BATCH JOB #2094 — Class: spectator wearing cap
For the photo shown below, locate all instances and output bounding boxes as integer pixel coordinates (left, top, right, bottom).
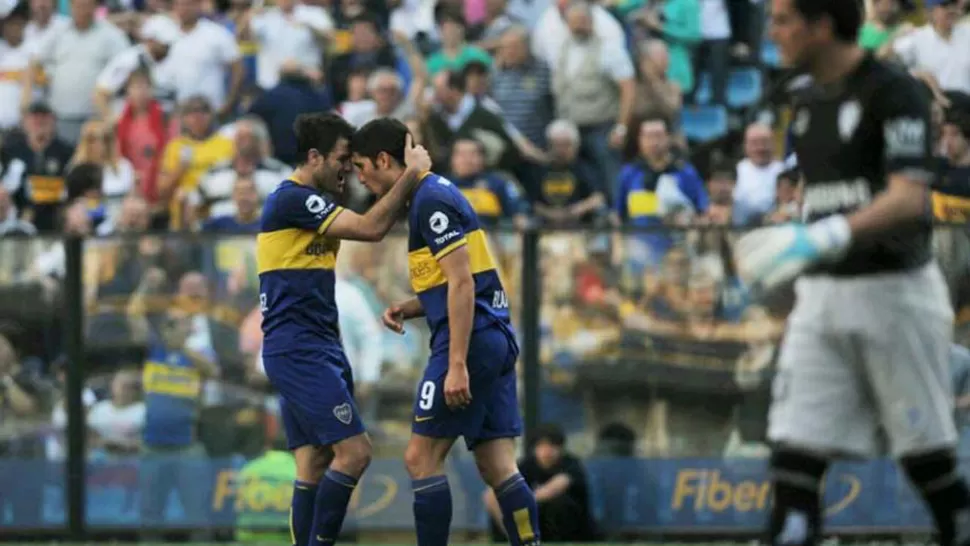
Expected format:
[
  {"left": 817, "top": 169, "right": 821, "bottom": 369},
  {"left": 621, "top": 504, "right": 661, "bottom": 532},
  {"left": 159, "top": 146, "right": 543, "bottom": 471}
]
[
  {"left": 0, "top": 101, "right": 74, "bottom": 231},
  {"left": 426, "top": 6, "right": 492, "bottom": 76},
  {"left": 25, "top": 0, "right": 130, "bottom": 144},
  {"left": 247, "top": 61, "right": 332, "bottom": 166},
  {"left": 858, "top": 0, "right": 913, "bottom": 54},
  {"left": 552, "top": 1, "right": 635, "bottom": 200},
  {"left": 492, "top": 26, "right": 554, "bottom": 152},
  {"left": 0, "top": 2, "right": 38, "bottom": 132},
  {"left": 329, "top": 14, "right": 401, "bottom": 104},
  {"left": 93, "top": 14, "right": 180, "bottom": 121},
  {"left": 532, "top": 0, "right": 624, "bottom": 68},
  {"left": 531, "top": 119, "right": 606, "bottom": 226},
  {"left": 893, "top": 0, "right": 970, "bottom": 94},
  {"left": 157, "top": 96, "right": 234, "bottom": 229},
  {"left": 22, "top": 0, "right": 69, "bottom": 53},
  {"left": 237, "top": 0, "right": 333, "bottom": 91},
  {"left": 484, "top": 424, "right": 597, "bottom": 542},
  {"left": 166, "top": 0, "right": 243, "bottom": 118}
]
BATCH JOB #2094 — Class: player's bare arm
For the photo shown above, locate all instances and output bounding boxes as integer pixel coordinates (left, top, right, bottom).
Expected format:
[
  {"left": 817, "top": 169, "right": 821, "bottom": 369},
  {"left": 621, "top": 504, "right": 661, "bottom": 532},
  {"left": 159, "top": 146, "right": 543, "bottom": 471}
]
[
  {"left": 437, "top": 245, "right": 475, "bottom": 409},
  {"left": 325, "top": 136, "right": 431, "bottom": 241},
  {"left": 844, "top": 174, "right": 928, "bottom": 238},
  {"left": 381, "top": 298, "right": 425, "bottom": 334}
]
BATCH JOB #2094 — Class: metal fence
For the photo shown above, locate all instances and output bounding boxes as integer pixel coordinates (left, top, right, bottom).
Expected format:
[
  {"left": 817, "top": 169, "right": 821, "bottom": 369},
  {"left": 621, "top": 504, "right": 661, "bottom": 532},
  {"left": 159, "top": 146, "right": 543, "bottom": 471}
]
[{"left": 0, "top": 225, "right": 968, "bottom": 538}]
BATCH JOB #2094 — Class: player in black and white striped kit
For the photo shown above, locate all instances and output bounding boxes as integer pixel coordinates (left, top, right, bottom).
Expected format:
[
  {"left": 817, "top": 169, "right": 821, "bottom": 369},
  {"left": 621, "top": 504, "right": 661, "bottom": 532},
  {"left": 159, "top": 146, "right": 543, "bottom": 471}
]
[{"left": 735, "top": 1, "right": 970, "bottom": 545}]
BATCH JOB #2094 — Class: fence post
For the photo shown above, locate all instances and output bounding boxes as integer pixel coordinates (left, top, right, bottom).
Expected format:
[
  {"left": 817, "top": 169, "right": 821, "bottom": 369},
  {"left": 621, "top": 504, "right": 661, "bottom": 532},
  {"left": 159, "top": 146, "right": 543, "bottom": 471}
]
[
  {"left": 64, "top": 236, "right": 86, "bottom": 540},
  {"left": 520, "top": 228, "right": 541, "bottom": 447}
]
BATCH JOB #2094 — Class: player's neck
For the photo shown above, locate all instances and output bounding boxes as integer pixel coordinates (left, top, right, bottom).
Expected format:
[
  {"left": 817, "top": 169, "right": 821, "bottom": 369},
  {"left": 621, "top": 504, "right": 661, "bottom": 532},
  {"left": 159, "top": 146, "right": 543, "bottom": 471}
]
[
  {"left": 291, "top": 168, "right": 312, "bottom": 186},
  {"left": 808, "top": 44, "right": 865, "bottom": 86}
]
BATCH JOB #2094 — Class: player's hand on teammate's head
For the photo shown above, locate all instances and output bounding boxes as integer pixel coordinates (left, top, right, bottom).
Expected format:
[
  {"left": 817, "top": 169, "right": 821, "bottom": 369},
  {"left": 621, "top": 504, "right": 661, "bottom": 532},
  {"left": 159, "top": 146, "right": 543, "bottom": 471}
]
[
  {"left": 381, "top": 305, "right": 406, "bottom": 335},
  {"left": 403, "top": 133, "right": 432, "bottom": 174},
  {"left": 444, "top": 364, "right": 471, "bottom": 409}
]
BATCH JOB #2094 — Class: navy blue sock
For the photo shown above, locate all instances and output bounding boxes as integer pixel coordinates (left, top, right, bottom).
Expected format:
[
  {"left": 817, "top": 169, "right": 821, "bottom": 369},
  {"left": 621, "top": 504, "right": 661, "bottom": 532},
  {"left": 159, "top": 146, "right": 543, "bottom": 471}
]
[
  {"left": 495, "top": 473, "right": 541, "bottom": 546},
  {"left": 309, "top": 469, "right": 357, "bottom": 545},
  {"left": 412, "top": 475, "right": 452, "bottom": 546},
  {"left": 291, "top": 480, "right": 317, "bottom": 546}
]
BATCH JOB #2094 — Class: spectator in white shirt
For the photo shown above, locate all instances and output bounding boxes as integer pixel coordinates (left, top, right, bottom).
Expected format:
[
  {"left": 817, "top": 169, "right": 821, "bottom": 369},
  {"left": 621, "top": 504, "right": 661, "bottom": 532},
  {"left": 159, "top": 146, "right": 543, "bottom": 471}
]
[
  {"left": 733, "top": 122, "right": 784, "bottom": 226},
  {"left": 23, "top": 0, "right": 69, "bottom": 53},
  {"left": 94, "top": 14, "right": 181, "bottom": 120},
  {"left": 238, "top": 0, "right": 333, "bottom": 90},
  {"left": 167, "top": 0, "right": 243, "bottom": 118},
  {"left": 0, "top": 4, "right": 38, "bottom": 132},
  {"left": 893, "top": 0, "right": 970, "bottom": 94},
  {"left": 532, "top": 0, "right": 625, "bottom": 68},
  {"left": 87, "top": 369, "right": 146, "bottom": 460},
  {"left": 27, "top": 0, "right": 130, "bottom": 144}
]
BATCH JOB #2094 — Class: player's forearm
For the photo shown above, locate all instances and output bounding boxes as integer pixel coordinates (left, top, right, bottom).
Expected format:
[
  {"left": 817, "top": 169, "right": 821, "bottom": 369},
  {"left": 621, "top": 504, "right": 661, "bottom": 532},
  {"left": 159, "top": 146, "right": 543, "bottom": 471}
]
[
  {"left": 362, "top": 167, "right": 423, "bottom": 238},
  {"left": 400, "top": 297, "right": 425, "bottom": 319},
  {"left": 845, "top": 177, "right": 928, "bottom": 241},
  {"left": 446, "top": 276, "right": 474, "bottom": 368}
]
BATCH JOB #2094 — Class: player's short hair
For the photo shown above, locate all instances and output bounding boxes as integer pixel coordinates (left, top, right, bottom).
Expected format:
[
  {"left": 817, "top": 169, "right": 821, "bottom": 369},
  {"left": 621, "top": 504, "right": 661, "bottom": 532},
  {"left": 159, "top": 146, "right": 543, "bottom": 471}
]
[
  {"left": 443, "top": 70, "right": 466, "bottom": 93},
  {"left": 293, "top": 112, "right": 354, "bottom": 165},
  {"left": 793, "top": 0, "right": 863, "bottom": 43},
  {"left": 351, "top": 117, "right": 409, "bottom": 166}
]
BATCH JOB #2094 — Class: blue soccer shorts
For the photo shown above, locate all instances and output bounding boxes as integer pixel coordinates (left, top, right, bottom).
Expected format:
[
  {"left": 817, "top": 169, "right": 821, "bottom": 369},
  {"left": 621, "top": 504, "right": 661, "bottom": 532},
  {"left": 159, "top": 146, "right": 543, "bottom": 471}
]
[
  {"left": 263, "top": 347, "right": 365, "bottom": 449},
  {"left": 412, "top": 323, "right": 523, "bottom": 449}
]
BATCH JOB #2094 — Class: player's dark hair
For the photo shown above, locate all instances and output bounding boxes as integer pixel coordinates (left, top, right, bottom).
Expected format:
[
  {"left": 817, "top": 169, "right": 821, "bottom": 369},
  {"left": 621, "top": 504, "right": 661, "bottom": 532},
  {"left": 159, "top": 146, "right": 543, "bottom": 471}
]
[
  {"left": 293, "top": 112, "right": 354, "bottom": 166},
  {"left": 793, "top": 0, "right": 863, "bottom": 43},
  {"left": 444, "top": 70, "right": 466, "bottom": 93},
  {"left": 351, "top": 117, "right": 409, "bottom": 166},
  {"left": 532, "top": 424, "right": 566, "bottom": 447}
]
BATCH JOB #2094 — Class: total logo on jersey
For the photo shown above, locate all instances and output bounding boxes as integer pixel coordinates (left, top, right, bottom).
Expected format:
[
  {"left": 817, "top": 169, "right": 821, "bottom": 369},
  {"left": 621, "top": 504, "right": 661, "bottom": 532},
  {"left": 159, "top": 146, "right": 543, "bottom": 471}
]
[
  {"left": 802, "top": 178, "right": 872, "bottom": 218},
  {"left": 305, "top": 194, "right": 336, "bottom": 220},
  {"left": 429, "top": 211, "right": 462, "bottom": 246}
]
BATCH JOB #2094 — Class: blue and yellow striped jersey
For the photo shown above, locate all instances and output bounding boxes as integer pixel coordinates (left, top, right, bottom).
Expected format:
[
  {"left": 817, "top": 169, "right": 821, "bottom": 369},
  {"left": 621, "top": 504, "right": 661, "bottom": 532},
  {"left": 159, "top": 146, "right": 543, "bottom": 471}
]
[
  {"left": 257, "top": 179, "right": 345, "bottom": 355},
  {"left": 143, "top": 344, "right": 200, "bottom": 447},
  {"left": 407, "top": 173, "right": 513, "bottom": 350}
]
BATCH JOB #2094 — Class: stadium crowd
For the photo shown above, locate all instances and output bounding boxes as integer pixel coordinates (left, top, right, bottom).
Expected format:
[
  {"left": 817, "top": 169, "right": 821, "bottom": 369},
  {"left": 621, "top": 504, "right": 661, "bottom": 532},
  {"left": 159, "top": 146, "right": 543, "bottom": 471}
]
[{"left": 1, "top": 0, "right": 970, "bottom": 537}]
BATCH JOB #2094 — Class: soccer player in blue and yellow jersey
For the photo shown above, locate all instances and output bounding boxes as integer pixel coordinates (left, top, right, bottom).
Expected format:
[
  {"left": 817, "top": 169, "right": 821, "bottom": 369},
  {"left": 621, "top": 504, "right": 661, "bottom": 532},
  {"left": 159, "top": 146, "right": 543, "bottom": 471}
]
[
  {"left": 349, "top": 118, "right": 541, "bottom": 546},
  {"left": 257, "top": 112, "right": 431, "bottom": 546}
]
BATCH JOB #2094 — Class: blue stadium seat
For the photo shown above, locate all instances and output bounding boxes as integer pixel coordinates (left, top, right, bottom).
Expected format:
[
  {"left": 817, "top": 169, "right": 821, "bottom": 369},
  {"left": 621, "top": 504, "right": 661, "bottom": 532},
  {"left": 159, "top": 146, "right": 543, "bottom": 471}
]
[
  {"left": 692, "top": 68, "right": 763, "bottom": 108},
  {"left": 680, "top": 105, "right": 728, "bottom": 143},
  {"left": 762, "top": 40, "right": 780, "bottom": 67},
  {"left": 726, "top": 68, "right": 762, "bottom": 109}
]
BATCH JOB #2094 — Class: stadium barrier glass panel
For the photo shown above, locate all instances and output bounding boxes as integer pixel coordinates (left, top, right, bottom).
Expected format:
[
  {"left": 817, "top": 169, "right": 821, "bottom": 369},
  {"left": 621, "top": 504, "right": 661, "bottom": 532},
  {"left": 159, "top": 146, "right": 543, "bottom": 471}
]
[
  {"left": 0, "top": 236, "right": 68, "bottom": 532},
  {"left": 73, "top": 231, "right": 523, "bottom": 535}
]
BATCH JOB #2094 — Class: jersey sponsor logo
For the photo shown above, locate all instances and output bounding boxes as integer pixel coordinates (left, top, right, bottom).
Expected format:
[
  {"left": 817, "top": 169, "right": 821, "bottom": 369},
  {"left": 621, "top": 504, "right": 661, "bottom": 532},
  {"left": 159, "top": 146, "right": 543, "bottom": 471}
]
[
  {"left": 884, "top": 118, "right": 926, "bottom": 159},
  {"left": 433, "top": 230, "right": 461, "bottom": 246},
  {"left": 838, "top": 100, "right": 861, "bottom": 141},
  {"left": 428, "top": 211, "right": 449, "bottom": 234},
  {"left": 333, "top": 402, "right": 353, "bottom": 425},
  {"left": 801, "top": 178, "right": 872, "bottom": 218},
  {"left": 305, "top": 194, "right": 333, "bottom": 219}
]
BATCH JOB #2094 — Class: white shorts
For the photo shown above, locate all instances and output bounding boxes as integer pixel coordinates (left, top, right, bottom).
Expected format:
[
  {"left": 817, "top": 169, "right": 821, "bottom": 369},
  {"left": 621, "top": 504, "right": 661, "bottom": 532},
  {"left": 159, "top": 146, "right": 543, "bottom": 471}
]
[{"left": 767, "top": 263, "right": 957, "bottom": 458}]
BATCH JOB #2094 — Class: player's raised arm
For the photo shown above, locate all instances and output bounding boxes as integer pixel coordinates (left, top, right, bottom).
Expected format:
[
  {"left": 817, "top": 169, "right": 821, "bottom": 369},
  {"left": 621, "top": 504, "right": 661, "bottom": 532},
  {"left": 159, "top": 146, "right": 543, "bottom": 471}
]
[{"left": 324, "top": 135, "right": 432, "bottom": 242}]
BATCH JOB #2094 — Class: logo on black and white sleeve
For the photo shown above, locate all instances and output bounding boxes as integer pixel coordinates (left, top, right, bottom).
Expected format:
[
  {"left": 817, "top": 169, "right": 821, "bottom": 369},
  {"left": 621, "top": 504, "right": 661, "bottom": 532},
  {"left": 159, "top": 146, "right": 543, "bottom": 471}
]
[
  {"left": 305, "top": 194, "right": 334, "bottom": 219},
  {"left": 429, "top": 211, "right": 449, "bottom": 234},
  {"left": 884, "top": 117, "right": 927, "bottom": 160}
]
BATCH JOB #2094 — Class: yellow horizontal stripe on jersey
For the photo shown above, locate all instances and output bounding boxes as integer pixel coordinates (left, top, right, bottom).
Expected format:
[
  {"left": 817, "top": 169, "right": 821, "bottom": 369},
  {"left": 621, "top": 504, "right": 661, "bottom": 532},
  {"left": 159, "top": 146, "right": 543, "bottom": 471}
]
[
  {"left": 257, "top": 228, "right": 339, "bottom": 274},
  {"left": 931, "top": 192, "right": 970, "bottom": 222},
  {"left": 143, "top": 361, "right": 201, "bottom": 398},
  {"left": 408, "top": 229, "right": 496, "bottom": 293},
  {"left": 319, "top": 206, "right": 345, "bottom": 234}
]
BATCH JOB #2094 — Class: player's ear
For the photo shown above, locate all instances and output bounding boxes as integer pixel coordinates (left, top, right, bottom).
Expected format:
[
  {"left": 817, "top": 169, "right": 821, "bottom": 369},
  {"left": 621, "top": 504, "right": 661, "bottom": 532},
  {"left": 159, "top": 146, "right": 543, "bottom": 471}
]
[{"left": 377, "top": 151, "right": 389, "bottom": 170}]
